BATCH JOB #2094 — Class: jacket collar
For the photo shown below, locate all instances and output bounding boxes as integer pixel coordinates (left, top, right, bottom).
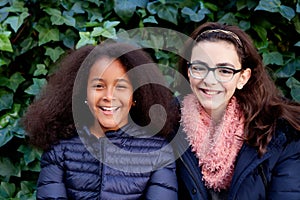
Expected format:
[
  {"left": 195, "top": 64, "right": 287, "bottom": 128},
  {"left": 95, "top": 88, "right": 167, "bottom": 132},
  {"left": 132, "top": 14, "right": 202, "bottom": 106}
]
[
  {"left": 229, "top": 128, "right": 287, "bottom": 197},
  {"left": 80, "top": 123, "right": 139, "bottom": 139}
]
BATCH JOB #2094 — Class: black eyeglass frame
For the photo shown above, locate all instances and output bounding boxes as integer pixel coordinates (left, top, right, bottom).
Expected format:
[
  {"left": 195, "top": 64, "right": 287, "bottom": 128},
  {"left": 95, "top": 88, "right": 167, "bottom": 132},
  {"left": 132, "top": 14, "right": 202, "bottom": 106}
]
[{"left": 187, "top": 61, "right": 243, "bottom": 82}]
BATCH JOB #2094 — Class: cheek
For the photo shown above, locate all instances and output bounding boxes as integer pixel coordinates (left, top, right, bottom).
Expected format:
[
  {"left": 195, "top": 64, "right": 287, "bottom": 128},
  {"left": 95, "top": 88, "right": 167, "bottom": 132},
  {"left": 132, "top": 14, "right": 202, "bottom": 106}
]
[
  {"left": 86, "top": 90, "right": 97, "bottom": 102},
  {"left": 223, "top": 81, "right": 238, "bottom": 95},
  {"left": 188, "top": 76, "right": 199, "bottom": 87},
  {"left": 120, "top": 91, "right": 134, "bottom": 106}
]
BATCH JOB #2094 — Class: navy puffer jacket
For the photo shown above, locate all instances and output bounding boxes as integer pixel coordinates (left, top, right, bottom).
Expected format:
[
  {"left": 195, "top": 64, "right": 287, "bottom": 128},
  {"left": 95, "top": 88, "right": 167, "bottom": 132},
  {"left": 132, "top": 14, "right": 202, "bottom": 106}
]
[
  {"left": 37, "top": 123, "right": 178, "bottom": 200},
  {"left": 174, "top": 119, "right": 300, "bottom": 200}
]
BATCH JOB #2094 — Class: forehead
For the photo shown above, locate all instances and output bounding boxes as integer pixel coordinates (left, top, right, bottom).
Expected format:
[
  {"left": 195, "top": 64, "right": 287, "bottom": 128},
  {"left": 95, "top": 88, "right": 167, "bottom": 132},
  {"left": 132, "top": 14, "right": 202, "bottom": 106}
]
[
  {"left": 89, "top": 57, "right": 127, "bottom": 78},
  {"left": 191, "top": 41, "right": 240, "bottom": 65}
]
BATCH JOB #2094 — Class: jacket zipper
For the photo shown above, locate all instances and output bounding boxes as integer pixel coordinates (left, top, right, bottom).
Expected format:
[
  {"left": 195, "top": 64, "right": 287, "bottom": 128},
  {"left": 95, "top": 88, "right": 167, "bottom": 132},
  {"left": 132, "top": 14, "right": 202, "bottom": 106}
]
[
  {"left": 98, "top": 138, "right": 105, "bottom": 199},
  {"left": 178, "top": 153, "right": 207, "bottom": 198}
]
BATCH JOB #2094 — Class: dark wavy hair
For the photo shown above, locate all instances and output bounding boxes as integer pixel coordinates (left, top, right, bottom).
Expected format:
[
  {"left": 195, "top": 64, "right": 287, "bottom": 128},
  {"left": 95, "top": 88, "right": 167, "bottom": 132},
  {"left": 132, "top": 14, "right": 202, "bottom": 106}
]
[
  {"left": 179, "top": 22, "right": 300, "bottom": 156},
  {"left": 22, "top": 42, "right": 180, "bottom": 150}
]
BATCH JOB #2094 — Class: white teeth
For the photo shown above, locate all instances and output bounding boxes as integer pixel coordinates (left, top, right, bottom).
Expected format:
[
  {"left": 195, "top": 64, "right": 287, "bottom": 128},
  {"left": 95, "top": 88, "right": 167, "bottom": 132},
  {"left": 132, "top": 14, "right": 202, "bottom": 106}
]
[
  {"left": 101, "top": 107, "right": 118, "bottom": 111},
  {"left": 205, "top": 91, "right": 219, "bottom": 95},
  {"left": 201, "top": 89, "right": 220, "bottom": 95}
]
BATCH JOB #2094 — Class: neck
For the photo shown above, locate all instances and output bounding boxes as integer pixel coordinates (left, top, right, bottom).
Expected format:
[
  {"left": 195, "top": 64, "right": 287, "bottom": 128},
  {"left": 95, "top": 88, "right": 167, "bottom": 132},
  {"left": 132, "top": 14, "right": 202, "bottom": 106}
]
[
  {"left": 89, "top": 123, "right": 105, "bottom": 138},
  {"left": 205, "top": 108, "right": 225, "bottom": 125}
]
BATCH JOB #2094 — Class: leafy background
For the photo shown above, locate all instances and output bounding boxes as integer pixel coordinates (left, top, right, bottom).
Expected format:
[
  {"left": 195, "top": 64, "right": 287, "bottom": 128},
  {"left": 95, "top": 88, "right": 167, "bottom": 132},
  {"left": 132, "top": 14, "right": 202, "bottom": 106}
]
[{"left": 0, "top": 0, "right": 299, "bottom": 198}]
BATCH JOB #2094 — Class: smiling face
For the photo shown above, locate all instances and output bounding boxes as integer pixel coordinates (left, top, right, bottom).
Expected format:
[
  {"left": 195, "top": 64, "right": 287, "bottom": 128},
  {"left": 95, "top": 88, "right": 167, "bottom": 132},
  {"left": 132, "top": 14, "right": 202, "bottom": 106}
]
[
  {"left": 86, "top": 57, "right": 134, "bottom": 135},
  {"left": 188, "top": 40, "right": 251, "bottom": 120}
]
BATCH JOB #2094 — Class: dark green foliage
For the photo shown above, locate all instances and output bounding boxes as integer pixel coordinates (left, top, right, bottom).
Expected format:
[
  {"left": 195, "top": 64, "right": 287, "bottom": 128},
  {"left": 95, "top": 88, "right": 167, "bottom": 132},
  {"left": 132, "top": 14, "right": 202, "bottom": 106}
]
[{"left": 0, "top": 0, "right": 299, "bottom": 198}]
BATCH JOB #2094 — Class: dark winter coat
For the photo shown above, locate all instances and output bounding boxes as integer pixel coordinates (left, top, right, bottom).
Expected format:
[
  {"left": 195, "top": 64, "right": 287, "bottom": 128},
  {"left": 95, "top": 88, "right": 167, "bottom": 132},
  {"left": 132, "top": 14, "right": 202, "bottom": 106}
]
[
  {"left": 37, "top": 123, "right": 178, "bottom": 200},
  {"left": 174, "top": 119, "right": 300, "bottom": 200}
]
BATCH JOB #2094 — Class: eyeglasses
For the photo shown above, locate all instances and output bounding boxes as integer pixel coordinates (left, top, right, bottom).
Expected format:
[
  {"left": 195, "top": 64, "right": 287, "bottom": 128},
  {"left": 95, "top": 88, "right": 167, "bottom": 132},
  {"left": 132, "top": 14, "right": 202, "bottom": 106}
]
[{"left": 187, "top": 61, "right": 242, "bottom": 82}]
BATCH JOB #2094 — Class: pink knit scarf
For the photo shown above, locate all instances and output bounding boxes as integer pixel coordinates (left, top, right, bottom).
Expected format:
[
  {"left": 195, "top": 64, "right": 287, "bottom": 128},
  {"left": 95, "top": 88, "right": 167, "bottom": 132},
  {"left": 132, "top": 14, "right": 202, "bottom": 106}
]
[{"left": 181, "top": 94, "right": 245, "bottom": 191}]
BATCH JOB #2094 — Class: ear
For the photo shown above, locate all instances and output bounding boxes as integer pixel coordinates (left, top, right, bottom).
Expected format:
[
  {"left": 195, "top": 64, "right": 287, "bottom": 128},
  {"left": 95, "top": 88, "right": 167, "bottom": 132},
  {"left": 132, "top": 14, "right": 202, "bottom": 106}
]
[
  {"left": 237, "top": 68, "right": 251, "bottom": 89},
  {"left": 187, "top": 68, "right": 191, "bottom": 79},
  {"left": 132, "top": 100, "right": 136, "bottom": 107}
]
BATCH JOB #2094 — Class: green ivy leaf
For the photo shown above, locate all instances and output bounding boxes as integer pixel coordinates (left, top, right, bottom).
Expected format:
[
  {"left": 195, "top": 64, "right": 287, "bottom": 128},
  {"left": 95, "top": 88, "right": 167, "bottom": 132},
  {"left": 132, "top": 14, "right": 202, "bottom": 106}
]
[
  {"left": 114, "top": 0, "right": 147, "bottom": 23},
  {"left": 0, "top": 126, "right": 13, "bottom": 147},
  {"left": 71, "top": 2, "right": 86, "bottom": 14},
  {"left": 45, "top": 47, "right": 65, "bottom": 62},
  {"left": 24, "top": 78, "right": 47, "bottom": 95},
  {"left": 3, "top": 12, "right": 29, "bottom": 33},
  {"left": 0, "top": 31, "right": 13, "bottom": 52},
  {"left": 20, "top": 37, "right": 37, "bottom": 54},
  {"left": 91, "top": 21, "right": 120, "bottom": 39},
  {"left": 291, "top": 87, "right": 300, "bottom": 102},
  {"left": 0, "top": 90, "right": 13, "bottom": 112},
  {"left": 143, "top": 16, "right": 158, "bottom": 24},
  {"left": 181, "top": 7, "right": 209, "bottom": 22},
  {"left": 88, "top": 9, "right": 104, "bottom": 22},
  {"left": 279, "top": 5, "right": 295, "bottom": 21},
  {"left": 34, "top": 25, "right": 59, "bottom": 46},
  {"left": 157, "top": 4, "right": 178, "bottom": 25},
  {"left": 12, "top": 120, "right": 26, "bottom": 139},
  {"left": 76, "top": 32, "right": 96, "bottom": 49},
  {"left": 6, "top": 0, "right": 28, "bottom": 12},
  {"left": 62, "top": 13, "right": 76, "bottom": 27},
  {"left": 218, "top": 13, "right": 239, "bottom": 25},
  {"left": 103, "top": 21, "right": 120, "bottom": 29},
  {"left": 0, "top": 77, "right": 9, "bottom": 88},
  {"left": 0, "top": 157, "right": 21, "bottom": 178},
  {"left": 286, "top": 77, "right": 300, "bottom": 102},
  {"left": 44, "top": 8, "right": 64, "bottom": 25},
  {"left": 33, "top": 64, "right": 48, "bottom": 76},
  {"left": 18, "top": 145, "right": 41, "bottom": 165},
  {"left": 255, "top": 0, "right": 280, "bottom": 13},
  {"left": 0, "top": 105, "right": 22, "bottom": 145},
  {"left": 5, "top": 72, "right": 25, "bottom": 92},
  {"left": 203, "top": 2, "right": 218, "bottom": 12},
  {"left": 0, "top": 114, "right": 10, "bottom": 129},
  {"left": 147, "top": 1, "right": 159, "bottom": 14},
  {"left": 21, "top": 159, "right": 41, "bottom": 172},
  {"left": 253, "top": 26, "right": 268, "bottom": 45},
  {"left": 295, "top": 41, "right": 300, "bottom": 47},
  {"left": 0, "top": 56, "right": 10, "bottom": 67},
  {"left": 286, "top": 77, "right": 300, "bottom": 88},
  {"left": 61, "top": 29, "right": 77, "bottom": 48},
  {"left": 16, "top": 181, "right": 37, "bottom": 199},
  {"left": 0, "top": 0, "right": 9, "bottom": 7},
  {"left": 255, "top": 0, "right": 295, "bottom": 20},
  {"left": 43, "top": 8, "right": 76, "bottom": 27},
  {"left": 239, "top": 20, "right": 251, "bottom": 31},
  {"left": 8, "top": 103, "right": 20, "bottom": 118},
  {"left": 276, "top": 59, "right": 299, "bottom": 78},
  {"left": 262, "top": 51, "right": 283, "bottom": 65},
  {"left": 147, "top": 2, "right": 178, "bottom": 25},
  {"left": 0, "top": 182, "right": 15, "bottom": 198}
]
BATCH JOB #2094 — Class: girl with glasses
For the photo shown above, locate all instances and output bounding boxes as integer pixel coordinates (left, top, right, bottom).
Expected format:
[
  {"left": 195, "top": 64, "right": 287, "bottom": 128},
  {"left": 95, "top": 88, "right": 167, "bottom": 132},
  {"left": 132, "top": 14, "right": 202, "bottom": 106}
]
[{"left": 174, "top": 22, "right": 300, "bottom": 200}]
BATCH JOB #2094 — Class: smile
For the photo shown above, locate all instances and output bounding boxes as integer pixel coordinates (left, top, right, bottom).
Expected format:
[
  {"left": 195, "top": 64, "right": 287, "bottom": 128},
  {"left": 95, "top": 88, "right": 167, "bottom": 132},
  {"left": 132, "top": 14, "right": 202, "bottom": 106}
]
[
  {"left": 200, "top": 88, "right": 222, "bottom": 95},
  {"left": 99, "top": 106, "right": 119, "bottom": 112}
]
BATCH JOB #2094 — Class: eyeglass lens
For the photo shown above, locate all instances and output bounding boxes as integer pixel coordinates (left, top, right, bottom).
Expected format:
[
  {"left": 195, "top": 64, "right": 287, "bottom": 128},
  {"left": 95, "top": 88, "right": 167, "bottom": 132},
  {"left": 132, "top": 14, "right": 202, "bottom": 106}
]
[{"left": 189, "top": 63, "right": 236, "bottom": 82}]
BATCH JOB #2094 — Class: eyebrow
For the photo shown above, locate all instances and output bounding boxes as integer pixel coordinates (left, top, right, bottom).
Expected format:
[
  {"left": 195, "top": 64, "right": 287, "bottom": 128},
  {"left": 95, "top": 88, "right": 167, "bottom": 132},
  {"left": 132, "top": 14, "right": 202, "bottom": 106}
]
[
  {"left": 191, "top": 60, "right": 235, "bottom": 68},
  {"left": 91, "top": 78, "right": 131, "bottom": 84},
  {"left": 215, "top": 62, "right": 235, "bottom": 68}
]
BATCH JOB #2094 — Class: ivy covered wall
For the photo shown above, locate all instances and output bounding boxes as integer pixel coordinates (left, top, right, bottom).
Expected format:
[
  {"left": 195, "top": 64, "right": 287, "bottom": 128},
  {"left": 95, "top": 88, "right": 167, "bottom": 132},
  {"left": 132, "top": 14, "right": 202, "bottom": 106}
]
[{"left": 0, "top": 0, "right": 299, "bottom": 198}]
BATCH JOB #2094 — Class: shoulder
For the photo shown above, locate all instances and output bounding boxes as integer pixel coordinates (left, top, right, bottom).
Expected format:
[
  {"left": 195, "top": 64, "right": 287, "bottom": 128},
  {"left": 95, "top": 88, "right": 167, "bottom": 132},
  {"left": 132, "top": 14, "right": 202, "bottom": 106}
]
[
  {"left": 48, "top": 136, "right": 83, "bottom": 152},
  {"left": 122, "top": 123, "right": 172, "bottom": 150},
  {"left": 110, "top": 124, "right": 176, "bottom": 172},
  {"left": 41, "top": 136, "right": 93, "bottom": 165},
  {"left": 266, "top": 119, "right": 300, "bottom": 168},
  {"left": 275, "top": 118, "right": 300, "bottom": 144}
]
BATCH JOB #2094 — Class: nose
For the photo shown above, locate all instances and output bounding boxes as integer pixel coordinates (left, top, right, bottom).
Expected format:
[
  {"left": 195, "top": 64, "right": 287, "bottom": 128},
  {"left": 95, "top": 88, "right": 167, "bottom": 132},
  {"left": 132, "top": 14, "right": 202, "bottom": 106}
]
[
  {"left": 103, "top": 87, "right": 115, "bottom": 101},
  {"left": 203, "top": 71, "right": 218, "bottom": 84}
]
